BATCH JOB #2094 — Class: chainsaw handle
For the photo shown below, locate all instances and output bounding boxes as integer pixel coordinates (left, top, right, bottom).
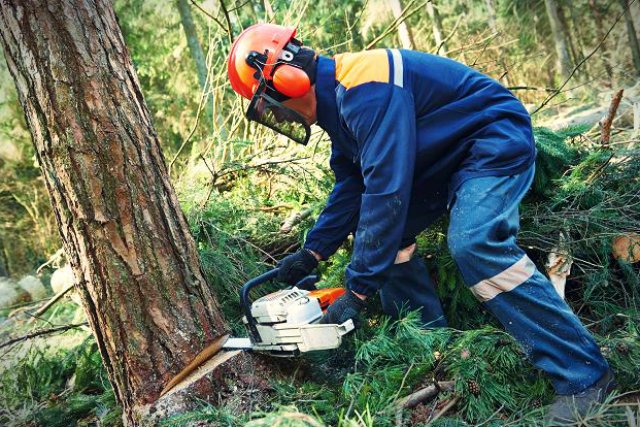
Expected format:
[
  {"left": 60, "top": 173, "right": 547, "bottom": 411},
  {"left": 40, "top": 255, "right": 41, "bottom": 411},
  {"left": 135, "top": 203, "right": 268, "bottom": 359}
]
[
  {"left": 240, "top": 269, "right": 320, "bottom": 343},
  {"left": 240, "top": 268, "right": 280, "bottom": 343}
]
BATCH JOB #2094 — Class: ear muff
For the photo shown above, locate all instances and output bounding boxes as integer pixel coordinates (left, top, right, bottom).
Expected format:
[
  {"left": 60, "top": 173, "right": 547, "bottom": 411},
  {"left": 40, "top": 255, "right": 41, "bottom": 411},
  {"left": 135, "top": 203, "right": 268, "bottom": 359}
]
[{"left": 272, "top": 65, "right": 311, "bottom": 98}]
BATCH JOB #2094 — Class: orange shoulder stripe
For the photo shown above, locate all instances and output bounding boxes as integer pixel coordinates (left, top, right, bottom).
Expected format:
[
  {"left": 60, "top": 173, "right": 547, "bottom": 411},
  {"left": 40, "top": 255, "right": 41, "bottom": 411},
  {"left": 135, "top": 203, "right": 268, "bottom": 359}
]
[{"left": 334, "top": 49, "right": 389, "bottom": 90}]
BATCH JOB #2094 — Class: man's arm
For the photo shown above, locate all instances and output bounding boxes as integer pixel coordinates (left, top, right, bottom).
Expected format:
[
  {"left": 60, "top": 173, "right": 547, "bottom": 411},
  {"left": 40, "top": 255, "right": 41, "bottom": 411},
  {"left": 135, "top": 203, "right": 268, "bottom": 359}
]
[
  {"left": 340, "top": 82, "right": 417, "bottom": 297},
  {"left": 304, "top": 145, "right": 364, "bottom": 260}
]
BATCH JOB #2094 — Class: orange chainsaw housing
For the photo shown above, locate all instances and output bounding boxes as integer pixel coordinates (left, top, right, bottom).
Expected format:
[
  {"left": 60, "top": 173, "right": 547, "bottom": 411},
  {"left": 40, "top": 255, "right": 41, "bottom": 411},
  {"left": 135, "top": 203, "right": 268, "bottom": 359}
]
[{"left": 308, "top": 288, "right": 346, "bottom": 312}]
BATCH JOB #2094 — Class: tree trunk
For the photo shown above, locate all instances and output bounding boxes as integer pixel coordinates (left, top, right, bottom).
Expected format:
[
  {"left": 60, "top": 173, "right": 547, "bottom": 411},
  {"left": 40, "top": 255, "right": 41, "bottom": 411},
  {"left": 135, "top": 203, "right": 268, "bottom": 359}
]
[
  {"left": 0, "top": 1, "right": 272, "bottom": 425},
  {"left": 177, "top": 0, "right": 208, "bottom": 92},
  {"left": 544, "top": 0, "right": 572, "bottom": 79},
  {"left": 426, "top": 0, "right": 447, "bottom": 56},
  {"left": 389, "top": 0, "right": 416, "bottom": 49},
  {"left": 556, "top": 4, "right": 578, "bottom": 69},
  {"left": 0, "top": 237, "right": 8, "bottom": 277},
  {"left": 619, "top": 0, "right": 640, "bottom": 75},
  {"left": 589, "top": 0, "right": 614, "bottom": 82},
  {"left": 484, "top": 0, "right": 511, "bottom": 85}
]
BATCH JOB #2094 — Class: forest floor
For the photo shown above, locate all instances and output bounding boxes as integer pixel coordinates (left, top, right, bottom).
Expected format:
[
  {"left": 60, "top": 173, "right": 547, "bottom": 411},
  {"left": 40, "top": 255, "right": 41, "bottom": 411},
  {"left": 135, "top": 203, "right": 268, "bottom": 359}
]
[{"left": 1, "top": 103, "right": 639, "bottom": 426}]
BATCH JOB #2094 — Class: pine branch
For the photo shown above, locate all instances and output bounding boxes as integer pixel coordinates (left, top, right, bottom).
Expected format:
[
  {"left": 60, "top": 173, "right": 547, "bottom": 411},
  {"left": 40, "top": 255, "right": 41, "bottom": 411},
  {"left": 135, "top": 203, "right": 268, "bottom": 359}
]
[{"left": 0, "top": 323, "right": 88, "bottom": 350}]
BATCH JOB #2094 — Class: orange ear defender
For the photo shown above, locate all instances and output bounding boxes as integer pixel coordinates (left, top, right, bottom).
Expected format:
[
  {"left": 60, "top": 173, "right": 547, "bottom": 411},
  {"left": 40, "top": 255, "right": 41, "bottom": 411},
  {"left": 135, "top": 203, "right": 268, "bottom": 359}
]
[{"left": 272, "top": 64, "right": 311, "bottom": 98}]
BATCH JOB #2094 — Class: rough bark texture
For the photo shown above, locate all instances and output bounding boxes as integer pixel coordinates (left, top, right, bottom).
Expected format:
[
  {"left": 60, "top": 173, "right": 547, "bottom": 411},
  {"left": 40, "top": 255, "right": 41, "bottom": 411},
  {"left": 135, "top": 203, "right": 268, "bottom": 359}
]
[
  {"left": 619, "top": 0, "right": 640, "bottom": 75},
  {"left": 0, "top": 1, "right": 270, "bottom": 425},
  {"left": 544, "top": 0, "right": 571, "bottom": 79}
]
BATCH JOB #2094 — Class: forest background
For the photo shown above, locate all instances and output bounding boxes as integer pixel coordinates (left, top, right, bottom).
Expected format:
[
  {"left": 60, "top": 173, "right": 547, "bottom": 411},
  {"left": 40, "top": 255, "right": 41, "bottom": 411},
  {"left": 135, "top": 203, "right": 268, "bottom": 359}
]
[{"left": 0, "top": 0, "right": 639, "bottom": 426}]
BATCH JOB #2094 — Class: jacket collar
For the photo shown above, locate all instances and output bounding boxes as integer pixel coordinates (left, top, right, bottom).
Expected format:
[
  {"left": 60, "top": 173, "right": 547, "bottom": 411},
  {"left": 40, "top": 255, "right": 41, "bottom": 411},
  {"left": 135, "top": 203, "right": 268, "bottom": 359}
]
[{"left": 314, "top": 55, "right": 339, "bottom": 136}]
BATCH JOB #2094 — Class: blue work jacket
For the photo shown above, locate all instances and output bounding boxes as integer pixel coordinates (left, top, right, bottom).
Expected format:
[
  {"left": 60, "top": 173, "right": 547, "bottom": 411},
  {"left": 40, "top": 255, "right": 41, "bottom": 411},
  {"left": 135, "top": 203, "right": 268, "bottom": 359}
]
[{"left": 304, "top": 49, "right": 536, "bottom": 296}]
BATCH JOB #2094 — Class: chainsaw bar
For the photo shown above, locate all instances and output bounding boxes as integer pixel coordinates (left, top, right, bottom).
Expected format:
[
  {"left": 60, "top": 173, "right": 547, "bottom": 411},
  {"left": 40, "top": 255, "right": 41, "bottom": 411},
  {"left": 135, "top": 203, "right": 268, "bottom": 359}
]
[{"left": 222, "top": 337, "right": 253, "bottom": 350}]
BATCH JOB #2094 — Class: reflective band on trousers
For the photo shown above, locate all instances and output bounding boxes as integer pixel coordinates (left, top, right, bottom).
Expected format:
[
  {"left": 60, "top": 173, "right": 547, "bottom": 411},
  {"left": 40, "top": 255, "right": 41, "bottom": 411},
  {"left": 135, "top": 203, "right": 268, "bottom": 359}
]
[{"left": 470, "top": 254, "right": 536, "bottom": 302}]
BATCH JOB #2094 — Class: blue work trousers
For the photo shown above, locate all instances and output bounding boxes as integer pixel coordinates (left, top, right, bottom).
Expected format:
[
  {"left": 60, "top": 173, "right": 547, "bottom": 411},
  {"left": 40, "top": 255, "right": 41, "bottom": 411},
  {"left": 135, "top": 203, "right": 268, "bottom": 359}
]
[{"left": 382, "top": 164, "right": 609, "bottom": 394}]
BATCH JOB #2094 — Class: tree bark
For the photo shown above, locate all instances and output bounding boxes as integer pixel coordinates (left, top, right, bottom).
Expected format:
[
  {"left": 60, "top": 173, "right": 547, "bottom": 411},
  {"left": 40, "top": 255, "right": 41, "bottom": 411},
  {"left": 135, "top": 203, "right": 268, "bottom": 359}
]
[
  {"left": 619, "top": 0, "right": 640, "bottom": 75},
  {"left": 544, "top": 0, "right": 572, "bottom": 79},
  {"left": 389, "top": 0, "right": 416, "bottom": 49},
  {"left": 0, "top": 1, "right": 272, "bottom": 425},
  {"left": 426, "top": 1, "right": 447, "bottom": 56}
]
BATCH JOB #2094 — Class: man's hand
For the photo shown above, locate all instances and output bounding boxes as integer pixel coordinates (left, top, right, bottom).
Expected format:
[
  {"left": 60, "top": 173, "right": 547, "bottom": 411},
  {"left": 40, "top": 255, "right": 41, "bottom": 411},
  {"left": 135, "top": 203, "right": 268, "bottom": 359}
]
[
  {"left": 277, "top": 249, "right": 319, "bottom": 285},
  {"left": 319, "top": 290, "right": 368, "bottom": 326}
]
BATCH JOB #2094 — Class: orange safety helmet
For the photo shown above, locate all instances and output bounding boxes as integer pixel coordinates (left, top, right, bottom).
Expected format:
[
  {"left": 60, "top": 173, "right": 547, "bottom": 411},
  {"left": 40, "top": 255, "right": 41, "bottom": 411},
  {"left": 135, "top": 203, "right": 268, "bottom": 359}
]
[{"left": 227, "top": 23, "right": 311, "bottom": 99}]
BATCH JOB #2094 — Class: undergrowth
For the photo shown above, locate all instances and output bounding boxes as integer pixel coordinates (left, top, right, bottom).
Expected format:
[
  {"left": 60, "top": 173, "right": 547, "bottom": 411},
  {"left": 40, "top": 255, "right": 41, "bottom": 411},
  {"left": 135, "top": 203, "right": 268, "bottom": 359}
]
[{"left": 1, "top": 127, "right": 638, "bottom": 426}]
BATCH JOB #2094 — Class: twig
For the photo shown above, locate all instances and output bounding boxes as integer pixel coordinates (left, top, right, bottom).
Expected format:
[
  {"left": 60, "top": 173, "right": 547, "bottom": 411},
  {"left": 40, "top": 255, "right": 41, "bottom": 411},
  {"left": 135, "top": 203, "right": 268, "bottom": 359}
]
[
  {"left": 600, "top": 89, "right": 624, "bottom": 147},
  {"left": 0, "top": 323, "right": 88, "bottom": 350},
  {"left": 429, "top": 396, "right": 459, "bottom": 424},
  {"left": 219, "top": 0, "right": 234, "bottom": 42},
  {"left": 169, "top": 69, "right": 210, "bottom": 174},
  {"left": 365, "top": 0, "right": 425, "bottom": 50},
  {"left": 531, "top": 2, "right": 631, "bottom": 115},
  {"left": 507, "top": 86, "right": 557, "bottom": 93},
  {"left": 188, "top": 0, "right": 226, "bottom": 33},
  {"left": 437, "top": 15, "right": 463, "bottom": 56},
  {"left": 36, "top": 248, "right": 64, "bottom": 274},
  {"left": 396, "top": 380, "right": 455, "bottom": 409},
  {"left": 29, "top": 284, "right": 75, "bottom": 321}
]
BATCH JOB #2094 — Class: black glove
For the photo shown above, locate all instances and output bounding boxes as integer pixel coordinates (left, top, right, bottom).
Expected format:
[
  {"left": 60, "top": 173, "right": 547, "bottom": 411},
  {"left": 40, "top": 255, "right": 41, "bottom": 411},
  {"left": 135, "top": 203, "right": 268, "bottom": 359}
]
[
  {"left": 319, "top": 290, "right": 367, "bottom": 326},
  {"left": 277, "top": 248, "right": 318, "bottom": 286}
]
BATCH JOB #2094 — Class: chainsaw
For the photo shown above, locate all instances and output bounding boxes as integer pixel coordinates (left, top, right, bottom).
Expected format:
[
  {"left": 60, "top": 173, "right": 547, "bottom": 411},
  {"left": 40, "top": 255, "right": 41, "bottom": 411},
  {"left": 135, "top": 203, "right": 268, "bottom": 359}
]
[
  {"left": 160, "top": 268, "right": 355, "bottom": 396},
  {"left": 222, "top": 268, "right": 355, "bottom": 356}
]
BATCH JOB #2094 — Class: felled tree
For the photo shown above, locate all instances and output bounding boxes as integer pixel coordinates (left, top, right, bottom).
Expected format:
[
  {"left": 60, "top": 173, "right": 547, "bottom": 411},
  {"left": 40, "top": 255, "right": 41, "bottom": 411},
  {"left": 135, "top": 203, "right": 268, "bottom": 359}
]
[{"left": 0, "top": 1, "right": 273, "bottom": 425}]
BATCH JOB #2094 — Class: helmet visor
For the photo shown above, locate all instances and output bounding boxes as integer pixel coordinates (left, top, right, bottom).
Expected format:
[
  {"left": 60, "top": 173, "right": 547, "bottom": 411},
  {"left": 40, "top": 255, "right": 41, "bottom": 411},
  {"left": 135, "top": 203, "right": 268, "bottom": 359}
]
[{"left": 246, "top": 80, "right": 311, "bottom": 145}]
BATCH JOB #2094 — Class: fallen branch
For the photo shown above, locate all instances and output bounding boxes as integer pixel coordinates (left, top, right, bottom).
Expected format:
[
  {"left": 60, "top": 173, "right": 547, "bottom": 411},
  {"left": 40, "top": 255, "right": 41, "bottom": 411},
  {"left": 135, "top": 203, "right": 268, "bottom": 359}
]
[
  {"left": 0, "top": 322, "right": 88, "bottom": 350},
  {"left": 599, "top": 89, "right": 624, "bottom": 148},
  {"left": 29, "top": 284, "right": 75, "bottom": 322},
  {"left": 429, "top": 396, "right": 460, "bottom": 424},
  {"left": 397, "top": 380, "right": 455, "bottom": 409},
  {"left": 280, "top": 208, "right": 314, "bottom": 233}
]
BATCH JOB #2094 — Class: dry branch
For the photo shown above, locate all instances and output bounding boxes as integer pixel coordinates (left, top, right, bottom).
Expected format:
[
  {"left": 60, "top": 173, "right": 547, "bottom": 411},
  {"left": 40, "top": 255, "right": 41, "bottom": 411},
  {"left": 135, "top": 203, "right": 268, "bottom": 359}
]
[
  {"left": 0, "top": 323, "right": 88, "bottom": 350},
  {"left": 29, "top": 284, "right": 75, "bottom": 322},
  {"left": 599, "top": 89, "right": 624, "bottom": 147},
  {"left": 430, "top": 396, "right": 460, "bottom": 424},
  {"left": 280, "top": 208, "right": 314, "bottom": 233},
  {"left": 397, "top": 380, "right": 455, "bottom": 409}
]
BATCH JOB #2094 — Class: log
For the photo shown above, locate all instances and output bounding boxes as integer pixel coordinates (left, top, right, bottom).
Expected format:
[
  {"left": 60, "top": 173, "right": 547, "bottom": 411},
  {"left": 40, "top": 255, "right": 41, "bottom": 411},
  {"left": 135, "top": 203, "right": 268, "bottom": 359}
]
[{"left": 397, "top": 380, "right": 455, "bottom": 409}]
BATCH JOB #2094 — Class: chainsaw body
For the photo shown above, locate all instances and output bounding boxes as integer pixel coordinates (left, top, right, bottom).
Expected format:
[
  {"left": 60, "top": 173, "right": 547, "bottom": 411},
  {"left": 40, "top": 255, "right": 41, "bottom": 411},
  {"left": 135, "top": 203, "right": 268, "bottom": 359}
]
[{"left": 222, "top": 269, "right": 355, "bottom": 356}]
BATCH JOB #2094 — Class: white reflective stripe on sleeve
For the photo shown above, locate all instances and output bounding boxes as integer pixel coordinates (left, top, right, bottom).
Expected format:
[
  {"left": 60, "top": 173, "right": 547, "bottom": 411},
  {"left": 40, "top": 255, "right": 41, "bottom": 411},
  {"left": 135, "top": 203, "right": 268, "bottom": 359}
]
[
  {"left": 470, "top": 254, "right": 536, "bottom": 302},
  {"left": 390, "top": 49, "right": 403, "bottom": 87}
]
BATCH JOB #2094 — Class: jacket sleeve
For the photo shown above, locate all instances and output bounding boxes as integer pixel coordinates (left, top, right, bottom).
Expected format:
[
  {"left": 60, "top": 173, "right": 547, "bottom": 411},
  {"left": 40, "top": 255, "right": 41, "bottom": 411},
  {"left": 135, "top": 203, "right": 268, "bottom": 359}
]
[
  {"left": 340, "top": 83, "right": 416, "bottom": 296},
  {"left": 304, "top": 143, "right": 365, "bottom": 260}
]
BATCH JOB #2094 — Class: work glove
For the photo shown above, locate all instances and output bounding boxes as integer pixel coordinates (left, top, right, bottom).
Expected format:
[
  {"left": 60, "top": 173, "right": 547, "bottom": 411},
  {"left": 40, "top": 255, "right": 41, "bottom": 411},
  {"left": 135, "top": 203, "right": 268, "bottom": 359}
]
[
  {"left": 277, "top": 248, "right": 318, "bottom": 286},
  {"left": 319, "top": 290, "right": 367, "bottom": 326}
]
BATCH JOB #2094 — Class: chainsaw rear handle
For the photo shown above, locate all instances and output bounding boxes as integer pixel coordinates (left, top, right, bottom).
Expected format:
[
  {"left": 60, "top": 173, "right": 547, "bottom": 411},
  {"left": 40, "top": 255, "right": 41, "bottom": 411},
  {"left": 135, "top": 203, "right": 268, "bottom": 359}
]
[{"left": 240, "top": 268, "right": 318, "bottom": 343}]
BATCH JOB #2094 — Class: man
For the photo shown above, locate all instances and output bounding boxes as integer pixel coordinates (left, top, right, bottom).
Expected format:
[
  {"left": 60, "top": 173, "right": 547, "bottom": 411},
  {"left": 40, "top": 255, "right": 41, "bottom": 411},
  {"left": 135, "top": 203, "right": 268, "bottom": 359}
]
[{"left": 227, "top": 23, "right": 614, "bottom": 423}]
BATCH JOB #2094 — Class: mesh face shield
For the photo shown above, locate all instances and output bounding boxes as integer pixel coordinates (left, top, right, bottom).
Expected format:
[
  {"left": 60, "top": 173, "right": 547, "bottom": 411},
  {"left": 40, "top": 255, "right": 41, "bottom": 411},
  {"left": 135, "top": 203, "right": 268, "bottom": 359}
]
[{"left": 246, "top": 78, "right": 312, "bottom": 145}]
